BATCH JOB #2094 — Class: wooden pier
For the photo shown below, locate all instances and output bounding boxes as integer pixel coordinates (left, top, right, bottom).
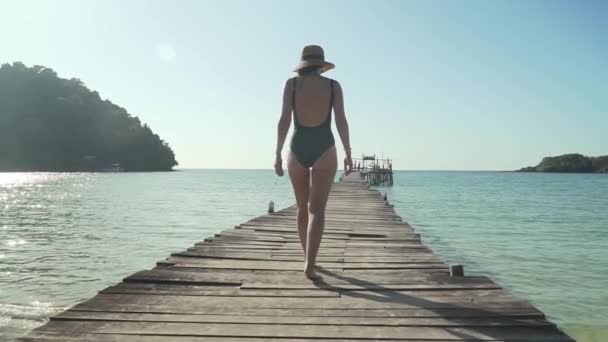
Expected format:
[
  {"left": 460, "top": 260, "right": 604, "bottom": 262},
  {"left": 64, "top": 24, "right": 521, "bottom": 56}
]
[
  {"left": 353, "top": 154, "right": 394, "bottom": 186},
  {"left": 20, "top": 173, "right": 573, "bottom": 341}
]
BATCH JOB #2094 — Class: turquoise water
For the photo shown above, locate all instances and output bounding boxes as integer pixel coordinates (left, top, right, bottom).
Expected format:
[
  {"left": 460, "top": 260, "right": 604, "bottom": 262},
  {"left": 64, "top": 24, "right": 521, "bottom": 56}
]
[
  {"left": 376, "top": 171, "right": 608, "bottom": 341},
  {"left": 0, "top": 170, "right": 294, "bottom": 340},
  {"left": 1, "top": 170, "right": 607, "bottom": 341}
]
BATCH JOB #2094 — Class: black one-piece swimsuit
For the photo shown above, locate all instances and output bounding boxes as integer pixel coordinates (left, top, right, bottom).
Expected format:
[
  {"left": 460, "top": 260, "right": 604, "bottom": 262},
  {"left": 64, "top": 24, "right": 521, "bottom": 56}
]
[{"left": 289, "top": 77, "right": 336, "bottom": 168}]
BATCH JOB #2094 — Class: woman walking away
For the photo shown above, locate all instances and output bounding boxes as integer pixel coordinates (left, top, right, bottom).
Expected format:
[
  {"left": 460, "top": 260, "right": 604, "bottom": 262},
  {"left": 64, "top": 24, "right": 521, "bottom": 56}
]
[{"left": 274, "top": 45, "right": 353, "bottom": 279}]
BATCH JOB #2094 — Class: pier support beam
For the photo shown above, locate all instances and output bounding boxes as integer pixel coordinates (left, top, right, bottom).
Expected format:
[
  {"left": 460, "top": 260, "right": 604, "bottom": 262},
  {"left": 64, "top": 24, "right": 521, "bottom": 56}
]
[{"left": 450, "top": 264, "right": 464, "bottom": 277}]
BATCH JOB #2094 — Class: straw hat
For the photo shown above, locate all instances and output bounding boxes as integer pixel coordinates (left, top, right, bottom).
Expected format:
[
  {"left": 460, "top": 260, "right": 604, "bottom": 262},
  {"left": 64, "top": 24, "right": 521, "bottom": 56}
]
[{"left": 293, "top": 45, "right": 335, "bottom": 74}]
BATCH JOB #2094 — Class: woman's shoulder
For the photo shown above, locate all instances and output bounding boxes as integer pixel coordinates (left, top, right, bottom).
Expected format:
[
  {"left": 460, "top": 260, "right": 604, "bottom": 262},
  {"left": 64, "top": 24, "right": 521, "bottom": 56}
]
[
  {"left": 283, "top": 77, "right": 297, "bottom": 90},
  {"left": 323, "top": 76, "right": 341, "bottom": 86},
  {"left": 321, "top": 76, "right": 341, "bottom": 91}
]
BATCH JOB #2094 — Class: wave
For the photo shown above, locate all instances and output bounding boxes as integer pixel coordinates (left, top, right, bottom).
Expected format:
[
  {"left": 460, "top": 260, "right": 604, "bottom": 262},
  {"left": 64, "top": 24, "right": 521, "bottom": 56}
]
[
  {"left": 0, "top": 301, "right": 67, "bottom": 340},
  {"left": 0, "top": 300, "right": 65, "bottom": 323}
]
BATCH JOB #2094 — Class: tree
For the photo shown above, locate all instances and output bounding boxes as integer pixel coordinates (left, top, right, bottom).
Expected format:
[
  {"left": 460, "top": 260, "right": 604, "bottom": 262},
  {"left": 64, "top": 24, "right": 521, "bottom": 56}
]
[{"left": 0, "top": 62, "right": 178, "bottom": 171}]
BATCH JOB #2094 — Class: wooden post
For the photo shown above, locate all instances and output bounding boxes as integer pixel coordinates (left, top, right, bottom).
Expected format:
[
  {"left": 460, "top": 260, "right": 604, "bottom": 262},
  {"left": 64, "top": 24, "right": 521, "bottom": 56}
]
[
  {"left": 268, "top": 201, "right": 274, "bottom": 214},
  {"left": 450, "top": 264, "right": 464, "bottom": 277}
]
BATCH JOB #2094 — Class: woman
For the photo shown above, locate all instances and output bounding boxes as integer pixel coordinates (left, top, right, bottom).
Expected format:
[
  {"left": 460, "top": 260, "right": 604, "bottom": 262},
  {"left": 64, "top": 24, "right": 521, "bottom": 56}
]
[{"left": 274, "top": 45, "right": 353, "bottom": 279}]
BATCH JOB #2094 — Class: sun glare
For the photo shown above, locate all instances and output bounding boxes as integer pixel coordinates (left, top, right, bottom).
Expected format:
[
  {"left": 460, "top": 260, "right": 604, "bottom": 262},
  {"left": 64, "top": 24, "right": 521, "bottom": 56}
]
[{"left": 155, "top": 43, "right": 177, "bottom": 62}]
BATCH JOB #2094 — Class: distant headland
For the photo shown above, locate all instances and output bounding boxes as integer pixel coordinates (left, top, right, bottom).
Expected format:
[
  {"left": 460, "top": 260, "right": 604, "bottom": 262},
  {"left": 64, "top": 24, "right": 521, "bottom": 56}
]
[
  {"left": 518, "top": 154, "right": 608, "bottom": 173},
  {"left": 0, "top": 62, "right": 178, "bottom": 172}
]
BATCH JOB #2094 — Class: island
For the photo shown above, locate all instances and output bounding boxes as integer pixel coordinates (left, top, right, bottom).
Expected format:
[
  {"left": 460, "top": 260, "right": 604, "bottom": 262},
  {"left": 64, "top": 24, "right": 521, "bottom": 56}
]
[
  {"left": 518, "top": 154, "right": 608, "bottom": 173},
  {"left": 0, "top": 62, "right": 178, "bottom": 172}
]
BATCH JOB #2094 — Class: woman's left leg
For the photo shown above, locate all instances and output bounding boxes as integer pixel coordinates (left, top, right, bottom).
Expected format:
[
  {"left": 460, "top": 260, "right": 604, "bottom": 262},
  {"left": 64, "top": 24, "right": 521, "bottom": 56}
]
[
  {"left": 304, "top": 146, "right": 337, "bottom": 278},
  {"left": 287, "top": 151, "right": 311, "bottom": 254}
]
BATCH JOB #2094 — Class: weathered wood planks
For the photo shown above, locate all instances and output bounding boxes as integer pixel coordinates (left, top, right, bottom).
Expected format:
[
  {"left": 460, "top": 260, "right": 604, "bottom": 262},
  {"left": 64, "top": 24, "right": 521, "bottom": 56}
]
[{"left": 19, "top": 172, "right": 575, "bottom": 341}]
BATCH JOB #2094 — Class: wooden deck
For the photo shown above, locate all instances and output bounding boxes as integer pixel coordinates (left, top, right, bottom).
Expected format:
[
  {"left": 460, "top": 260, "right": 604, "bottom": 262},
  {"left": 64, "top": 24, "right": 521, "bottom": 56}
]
[{"left": 20, "top": 173, "right": 574, "bottom": 341}]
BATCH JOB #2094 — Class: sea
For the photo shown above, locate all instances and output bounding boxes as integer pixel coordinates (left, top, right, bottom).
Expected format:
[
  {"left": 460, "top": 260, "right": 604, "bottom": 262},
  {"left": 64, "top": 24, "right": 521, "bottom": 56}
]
[{"left": 1, "top": 170, "right": 606, "bottom": 341}]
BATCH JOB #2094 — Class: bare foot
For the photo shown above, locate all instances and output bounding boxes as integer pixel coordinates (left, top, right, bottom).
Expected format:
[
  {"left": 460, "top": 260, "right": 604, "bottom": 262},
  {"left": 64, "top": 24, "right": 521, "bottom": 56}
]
[{"left": 304, "top": 264, "right": 322, "bottom": 280}]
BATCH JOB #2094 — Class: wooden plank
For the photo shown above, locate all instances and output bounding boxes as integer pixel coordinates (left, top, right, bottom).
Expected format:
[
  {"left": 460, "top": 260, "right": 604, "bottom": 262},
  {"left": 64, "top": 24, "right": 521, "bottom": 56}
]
[
  {"left": 74, "top": 293, "right": 540, "bottom": 310},
  {"left": 240, "top": 283, "right": 501, "bottom": 291},
  {"left": 156, "top": 259, "right": 346, "bottom": 271},
  {"left": 170, "top": 252, "right": 346, "bottom": 262},
  {"left": 18, "top": 331, "right": 562, "bottom": 342},
  {"left": 100, "top": 283, "right": 339, "bottom": 297},
  {"left": 124, "top": 269, "right": 481, "bottom": 286},
  {"left": 163, "top": 256, "right": 445, "bottom": 266},
  {"left": 33, "top": 321, "right": 574, "bottom": 341},
  {"left": 53, "top": 311, "right": 554, "bottom": 327},
  {"left": 163, "top": 264, "right": 448, "bottom": 272},
  {"left": 171, "top": 251, "right": 442, "bottom": 263},
  {"left": 67, "top": 306, "right": 548, "bottom": 319},
  {"left": 237, "top": 225, "right": 416, "bottom": 235}
]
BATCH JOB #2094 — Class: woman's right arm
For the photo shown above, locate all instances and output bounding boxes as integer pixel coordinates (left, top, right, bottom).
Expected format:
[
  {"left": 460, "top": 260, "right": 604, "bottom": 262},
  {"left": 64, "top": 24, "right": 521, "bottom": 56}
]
[
  {"left": 333, "top": 81, "right": 353, "bottom": 174},
  {"left": 274, "top": 79, "right": 293, "bottom": 176}
]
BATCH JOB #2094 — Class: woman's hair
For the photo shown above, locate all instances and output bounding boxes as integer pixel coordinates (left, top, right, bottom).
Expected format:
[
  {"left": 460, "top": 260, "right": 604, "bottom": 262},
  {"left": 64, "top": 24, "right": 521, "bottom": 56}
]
[{"left": 298, "top": 65, "right": 322, "bottom": 76}]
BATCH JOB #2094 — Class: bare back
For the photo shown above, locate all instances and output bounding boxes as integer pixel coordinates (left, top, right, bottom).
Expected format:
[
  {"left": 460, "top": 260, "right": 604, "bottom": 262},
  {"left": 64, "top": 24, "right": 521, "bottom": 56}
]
[{"left": 292, "top": 75, "right": 333, "bottom": 127}]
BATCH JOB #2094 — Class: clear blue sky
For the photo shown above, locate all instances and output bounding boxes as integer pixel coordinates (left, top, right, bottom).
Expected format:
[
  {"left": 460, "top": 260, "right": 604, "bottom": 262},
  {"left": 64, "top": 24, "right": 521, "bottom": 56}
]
[{"left": 2, "top": 0, "right": 606, "bottom": 170}]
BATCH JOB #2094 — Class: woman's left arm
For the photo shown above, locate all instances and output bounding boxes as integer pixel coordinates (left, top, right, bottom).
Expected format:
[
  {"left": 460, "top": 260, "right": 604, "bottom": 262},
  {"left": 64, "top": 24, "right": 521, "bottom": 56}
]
[{"left": 274, "top": 79, "right": 293, "bottom": 176}]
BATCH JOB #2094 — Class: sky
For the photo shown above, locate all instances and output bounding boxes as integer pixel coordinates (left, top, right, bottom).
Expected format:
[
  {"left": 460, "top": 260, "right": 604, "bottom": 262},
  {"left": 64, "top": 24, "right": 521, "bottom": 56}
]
[{"left": 1, "top": 0, "right": 606, "bottom": 170}]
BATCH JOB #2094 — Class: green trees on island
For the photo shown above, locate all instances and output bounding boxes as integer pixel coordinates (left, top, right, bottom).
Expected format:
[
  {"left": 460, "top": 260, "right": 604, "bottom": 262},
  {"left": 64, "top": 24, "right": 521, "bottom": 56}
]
[
  {"left": 0, "top": 62, "right": 177, "bottom": 171},
  {"left": 519, "top": 154, "right": 608, "bottom": 173}
]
